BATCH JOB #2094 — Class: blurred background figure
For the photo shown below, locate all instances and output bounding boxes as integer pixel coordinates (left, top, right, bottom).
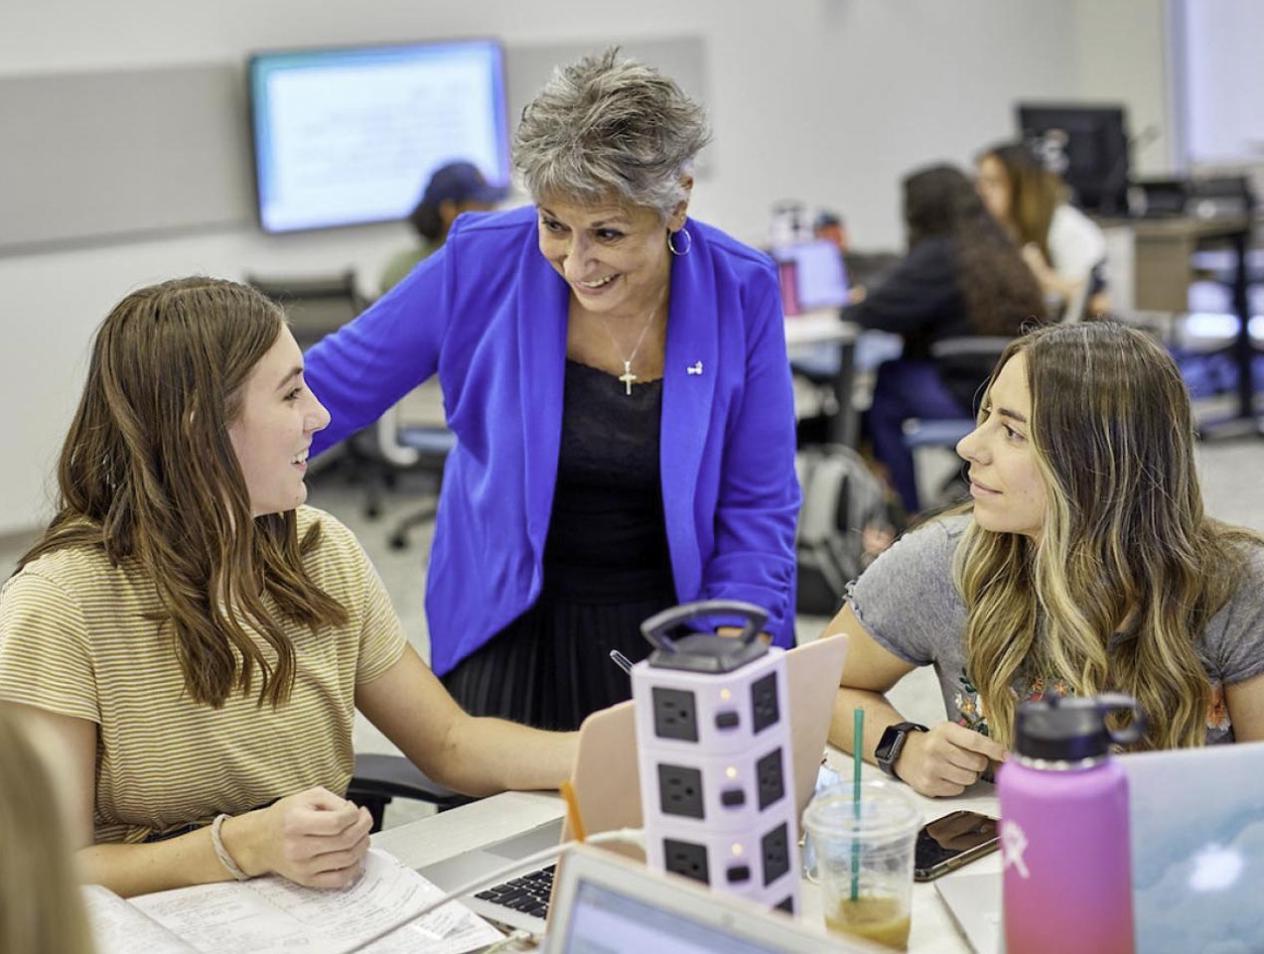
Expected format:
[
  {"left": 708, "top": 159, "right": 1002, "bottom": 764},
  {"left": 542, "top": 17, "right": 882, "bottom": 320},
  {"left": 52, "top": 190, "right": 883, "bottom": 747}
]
[
  {"left": 814, "top": 209, "right": 850, "bottom": 254},
  {"left": 379, "top": 160, "right": 509, "bottom": 294},
  {"left": 0, "top": 705, "right": 94, "bottom": 954},
  {"left": 842, "top": 164, "right": 1045, "bottom": 514},
  {"left": 975, "top": 140, "right": 1109, "bottom": 320}
]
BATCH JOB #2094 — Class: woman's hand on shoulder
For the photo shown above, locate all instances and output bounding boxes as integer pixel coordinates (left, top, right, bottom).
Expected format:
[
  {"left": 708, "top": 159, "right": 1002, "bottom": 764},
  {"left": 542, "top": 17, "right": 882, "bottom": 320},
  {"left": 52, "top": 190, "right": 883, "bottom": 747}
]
[
  {"left": 229, "top": 787, "right": 373, "bottom": 889},
  {"left": 895, "top": 722, "right": 1006, "bottom": 798}
]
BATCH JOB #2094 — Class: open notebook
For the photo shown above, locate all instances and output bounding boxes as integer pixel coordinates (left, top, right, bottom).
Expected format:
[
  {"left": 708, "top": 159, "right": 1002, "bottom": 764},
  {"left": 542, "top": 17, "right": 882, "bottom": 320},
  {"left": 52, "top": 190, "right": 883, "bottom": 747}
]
[{"left": 83, "top": 848, "right": 501, "bottom": 954}]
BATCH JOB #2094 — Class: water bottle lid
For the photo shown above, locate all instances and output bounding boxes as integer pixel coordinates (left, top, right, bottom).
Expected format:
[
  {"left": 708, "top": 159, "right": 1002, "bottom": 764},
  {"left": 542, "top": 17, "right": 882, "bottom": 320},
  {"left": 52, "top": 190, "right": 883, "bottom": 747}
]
[{"left": 1014, "top": 692, "right": 1147, "bottom": 761}]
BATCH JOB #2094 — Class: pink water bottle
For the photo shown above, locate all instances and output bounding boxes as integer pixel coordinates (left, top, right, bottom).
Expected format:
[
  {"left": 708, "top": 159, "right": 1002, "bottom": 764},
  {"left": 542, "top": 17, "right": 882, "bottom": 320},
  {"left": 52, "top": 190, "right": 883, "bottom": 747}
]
[{"left": 997, "top": 693, "right": 1145, "bottom": 954}]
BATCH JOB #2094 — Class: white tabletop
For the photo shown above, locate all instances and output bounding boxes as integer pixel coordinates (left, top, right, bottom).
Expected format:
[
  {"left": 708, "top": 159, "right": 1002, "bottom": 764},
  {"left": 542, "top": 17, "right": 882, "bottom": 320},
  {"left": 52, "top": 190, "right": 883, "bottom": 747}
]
[
  {"left": 784, "top": 310, "right": 860, "bottom": 348},
  {"left": 372, "top": 760, "right": 997, "bottom": 953}
]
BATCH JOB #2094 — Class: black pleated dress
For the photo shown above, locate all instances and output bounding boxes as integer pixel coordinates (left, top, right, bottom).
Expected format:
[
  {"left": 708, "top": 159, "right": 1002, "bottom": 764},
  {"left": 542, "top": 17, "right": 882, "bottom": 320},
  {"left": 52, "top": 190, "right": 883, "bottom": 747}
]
[{"left": 440, "top": 359, "right": 678, "bottom": 731}]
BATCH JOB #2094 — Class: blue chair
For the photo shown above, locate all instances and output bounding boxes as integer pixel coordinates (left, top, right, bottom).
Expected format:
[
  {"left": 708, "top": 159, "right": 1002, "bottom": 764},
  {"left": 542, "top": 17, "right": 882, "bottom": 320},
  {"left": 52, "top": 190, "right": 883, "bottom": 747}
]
[{"left": 900, "top": 336, "right": 1010, "bottom": 503}]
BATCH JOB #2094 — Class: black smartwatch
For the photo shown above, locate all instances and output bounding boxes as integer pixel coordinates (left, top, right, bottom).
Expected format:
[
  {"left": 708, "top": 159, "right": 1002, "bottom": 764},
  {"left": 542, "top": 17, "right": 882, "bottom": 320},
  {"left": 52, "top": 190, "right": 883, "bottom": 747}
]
[{"left": 874, "top": 721, "right": 929, "bottom": 779}]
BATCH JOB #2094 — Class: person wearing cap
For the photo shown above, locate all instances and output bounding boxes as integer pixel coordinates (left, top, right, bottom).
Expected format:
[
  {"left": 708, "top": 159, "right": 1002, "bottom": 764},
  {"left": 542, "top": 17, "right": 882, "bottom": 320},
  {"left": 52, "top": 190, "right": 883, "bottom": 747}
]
[
  {"left": 379, "top": 160, "right": 508, "bottom": 294},
  {"left": 303, "top": 49, "right": 799, "bottom": 731}
]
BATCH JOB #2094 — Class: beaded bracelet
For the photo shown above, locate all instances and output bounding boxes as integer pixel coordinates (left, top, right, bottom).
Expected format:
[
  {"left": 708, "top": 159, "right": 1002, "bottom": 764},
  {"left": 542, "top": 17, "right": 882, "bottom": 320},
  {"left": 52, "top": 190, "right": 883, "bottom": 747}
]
[{"left": 210, "top": 813, "right": 251, "bottom": 881}]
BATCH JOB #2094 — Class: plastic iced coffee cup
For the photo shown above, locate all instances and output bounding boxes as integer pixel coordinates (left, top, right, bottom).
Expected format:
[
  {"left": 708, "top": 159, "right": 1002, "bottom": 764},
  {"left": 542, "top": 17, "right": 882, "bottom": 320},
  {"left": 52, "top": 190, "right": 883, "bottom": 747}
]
[{"left": 803, "top": 780, "right": 921, "bottom": 951}]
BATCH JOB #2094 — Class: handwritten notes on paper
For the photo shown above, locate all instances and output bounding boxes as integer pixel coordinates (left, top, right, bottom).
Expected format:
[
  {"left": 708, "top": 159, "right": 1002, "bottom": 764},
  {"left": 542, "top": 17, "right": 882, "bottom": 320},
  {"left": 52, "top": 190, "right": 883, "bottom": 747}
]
[{"left": 86, "top": 850, "right": 503, "bottom": 954}]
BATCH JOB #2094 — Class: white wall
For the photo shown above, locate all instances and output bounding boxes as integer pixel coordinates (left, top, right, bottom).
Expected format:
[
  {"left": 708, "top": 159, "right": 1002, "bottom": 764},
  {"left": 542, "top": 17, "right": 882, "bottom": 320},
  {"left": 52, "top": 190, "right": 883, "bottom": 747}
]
[
  {"left": 0, "top": 0, "right": 1169, "bottom": 535},
  {"left": 1070, "top": 0, "right": 1174, "bottom": 174}
]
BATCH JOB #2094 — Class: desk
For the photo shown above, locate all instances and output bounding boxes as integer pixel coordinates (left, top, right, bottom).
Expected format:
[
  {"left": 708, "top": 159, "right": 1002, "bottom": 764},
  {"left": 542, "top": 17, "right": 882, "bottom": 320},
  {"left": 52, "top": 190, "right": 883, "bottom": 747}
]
[
  {"left": 1101, "top": 214, "right": 1259, "bottom": 435},
  {"left": 785, "top": 311, "right": 863, "bottom": 447},
  {"left": 372, "top": 764, "right": 995, "bottom": 953}
]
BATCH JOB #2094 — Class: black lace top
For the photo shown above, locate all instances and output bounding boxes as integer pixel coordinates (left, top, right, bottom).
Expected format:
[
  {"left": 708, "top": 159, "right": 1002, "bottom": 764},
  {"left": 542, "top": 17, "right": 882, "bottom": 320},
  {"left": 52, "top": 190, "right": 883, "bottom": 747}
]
[{"left": 541, "top": 360, "right": 676, "bottom": 603}]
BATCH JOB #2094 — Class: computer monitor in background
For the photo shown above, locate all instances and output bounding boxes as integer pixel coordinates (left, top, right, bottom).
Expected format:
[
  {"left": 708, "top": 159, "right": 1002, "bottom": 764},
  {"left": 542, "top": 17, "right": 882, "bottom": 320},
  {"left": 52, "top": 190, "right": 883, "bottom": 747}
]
[
  {"left": 248, "top": 38, "right": 510, "bottom": 233},
  {"left": 1017, "top": 103, "right": 1130, "bottom": 215}
]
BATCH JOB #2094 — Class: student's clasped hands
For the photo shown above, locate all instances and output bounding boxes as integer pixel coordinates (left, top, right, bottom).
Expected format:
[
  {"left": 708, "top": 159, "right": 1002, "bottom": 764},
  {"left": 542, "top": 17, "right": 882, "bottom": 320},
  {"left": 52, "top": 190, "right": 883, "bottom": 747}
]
[
  {"left": 895, "top": 723, "right": 1007, "bottom": 798},
  {"left": 234, "top": 787, "right": 374, "bottom": 889}
]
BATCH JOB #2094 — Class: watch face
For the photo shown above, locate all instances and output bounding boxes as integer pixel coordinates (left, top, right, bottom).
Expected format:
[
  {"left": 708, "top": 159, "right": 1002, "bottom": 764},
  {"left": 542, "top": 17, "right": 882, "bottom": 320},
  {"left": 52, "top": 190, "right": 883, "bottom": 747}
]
[{"left": 876, "top": 726, "right": 904, "bottom": 772}]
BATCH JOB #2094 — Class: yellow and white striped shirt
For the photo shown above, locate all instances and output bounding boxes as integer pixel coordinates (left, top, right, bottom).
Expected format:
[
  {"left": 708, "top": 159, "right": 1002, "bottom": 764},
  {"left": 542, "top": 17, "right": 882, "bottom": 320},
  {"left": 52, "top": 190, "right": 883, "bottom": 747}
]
[{"left": 0, "top": 506, "right": 406, "bottom": 844}]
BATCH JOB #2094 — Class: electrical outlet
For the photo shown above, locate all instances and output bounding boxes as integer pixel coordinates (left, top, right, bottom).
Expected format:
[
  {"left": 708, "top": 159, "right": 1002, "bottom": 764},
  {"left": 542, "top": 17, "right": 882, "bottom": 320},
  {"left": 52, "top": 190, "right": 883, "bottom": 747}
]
[
  {"left": 664, "top": 838, "right": 710, "bottom": 884},
  {"left": 755, "top": 748, "right": 785, "bottom": 810},
  {"left": 652, "top": 687, "right": 699, "bottom": 741},
  {"left": 761, "top": 822, "right": 790, "bottom": 886},
  {"left": 750, "top": 673, "right": 779, "bottom": 734},
  {"left": 658, "top": 763, "right": 705, "bottom": 819}
]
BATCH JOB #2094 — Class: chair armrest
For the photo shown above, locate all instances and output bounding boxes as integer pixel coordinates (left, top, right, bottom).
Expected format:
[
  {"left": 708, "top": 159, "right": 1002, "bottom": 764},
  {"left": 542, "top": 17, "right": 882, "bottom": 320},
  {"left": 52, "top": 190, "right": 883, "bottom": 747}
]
[{"left": 349, "top": 753, "right": 475, "bottom": 810}]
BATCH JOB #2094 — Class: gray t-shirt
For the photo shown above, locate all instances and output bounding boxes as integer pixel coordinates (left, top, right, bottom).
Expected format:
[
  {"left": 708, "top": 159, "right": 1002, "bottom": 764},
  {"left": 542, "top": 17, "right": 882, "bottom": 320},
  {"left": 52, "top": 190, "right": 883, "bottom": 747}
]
[{"left": 847, "top": 516, "right": 1264, "bottom": 745}]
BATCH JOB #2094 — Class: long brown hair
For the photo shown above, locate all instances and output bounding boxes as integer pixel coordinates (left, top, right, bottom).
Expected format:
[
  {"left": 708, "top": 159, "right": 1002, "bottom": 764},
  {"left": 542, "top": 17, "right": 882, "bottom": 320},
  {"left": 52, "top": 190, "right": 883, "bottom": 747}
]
[
  {"left": 0, "top": 707, "right": 94, "bottom": 954},
  {"left": 902, "top": 164, "right": 1045, "bottom": 335},
  {"left": 977, "top": 141, "right": 1063, "bottom": 261},
  {"left": 18, "top": 277, "right": 347, "bottom": 708},
  {"left": 954, "top": 322, "right": 1257, "bottom": 749}
]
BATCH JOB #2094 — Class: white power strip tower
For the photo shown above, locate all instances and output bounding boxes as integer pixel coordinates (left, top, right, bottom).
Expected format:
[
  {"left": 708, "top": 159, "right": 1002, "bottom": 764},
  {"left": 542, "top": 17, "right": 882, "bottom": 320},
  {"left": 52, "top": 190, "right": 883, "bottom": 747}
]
[{"left": 631, "top": 600, "right": 801, "bottom": 915}]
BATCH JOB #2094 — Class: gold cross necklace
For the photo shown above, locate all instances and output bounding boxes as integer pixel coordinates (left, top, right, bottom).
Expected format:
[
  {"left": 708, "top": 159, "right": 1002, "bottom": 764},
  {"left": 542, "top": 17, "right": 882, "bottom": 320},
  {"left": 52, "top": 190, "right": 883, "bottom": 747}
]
[{"left": 597, "top": 296, "right": 664, "bottom": 396}]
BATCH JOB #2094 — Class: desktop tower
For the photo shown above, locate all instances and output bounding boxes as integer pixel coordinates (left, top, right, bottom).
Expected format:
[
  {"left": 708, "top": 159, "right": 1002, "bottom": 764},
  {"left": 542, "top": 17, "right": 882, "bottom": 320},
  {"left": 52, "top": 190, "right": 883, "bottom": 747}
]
[{"left": 631, "top": 601, "right": 801, "bottom": 915}]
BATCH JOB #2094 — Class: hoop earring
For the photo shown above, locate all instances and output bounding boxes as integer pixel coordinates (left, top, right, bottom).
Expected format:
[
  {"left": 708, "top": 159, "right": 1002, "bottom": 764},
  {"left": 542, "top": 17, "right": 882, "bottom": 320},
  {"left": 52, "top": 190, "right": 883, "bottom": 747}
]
[{"left": 667, "top": 227, "right": 693, "bottom": 256}]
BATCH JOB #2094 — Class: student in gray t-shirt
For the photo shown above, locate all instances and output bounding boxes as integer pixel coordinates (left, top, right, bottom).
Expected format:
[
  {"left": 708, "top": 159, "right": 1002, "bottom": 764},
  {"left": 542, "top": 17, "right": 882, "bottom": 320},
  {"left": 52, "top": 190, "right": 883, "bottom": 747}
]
[{"left": 825, "top": 322, "right": 1264, "bottom": 798}]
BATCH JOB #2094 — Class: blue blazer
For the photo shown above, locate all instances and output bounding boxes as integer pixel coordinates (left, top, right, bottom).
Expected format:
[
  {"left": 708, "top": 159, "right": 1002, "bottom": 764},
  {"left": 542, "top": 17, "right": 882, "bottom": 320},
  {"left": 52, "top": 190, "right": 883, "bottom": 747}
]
[{"left": 304, "top": 205, "right": 800, "bottom": 675}]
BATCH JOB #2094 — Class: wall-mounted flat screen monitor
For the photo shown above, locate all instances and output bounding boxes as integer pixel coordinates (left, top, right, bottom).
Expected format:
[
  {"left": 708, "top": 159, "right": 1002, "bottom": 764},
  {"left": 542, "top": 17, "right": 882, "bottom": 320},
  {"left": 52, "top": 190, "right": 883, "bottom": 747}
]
[
  {"left": 248, "top": 38, "right": 509, "bottom": 233},
  {"left": 1017, "top": 103, "right": 1129, "bottom": 215}
]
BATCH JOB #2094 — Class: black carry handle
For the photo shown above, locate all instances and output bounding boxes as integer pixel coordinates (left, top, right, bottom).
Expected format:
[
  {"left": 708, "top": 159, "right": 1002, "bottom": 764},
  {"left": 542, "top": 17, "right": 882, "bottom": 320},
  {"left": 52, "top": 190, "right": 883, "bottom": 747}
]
[
  {"left": 1096, "top": 692, "right": 1148, "bottom": 746},
  {"left": 640, "top": 600, "right": 769, "bottom": 654}
]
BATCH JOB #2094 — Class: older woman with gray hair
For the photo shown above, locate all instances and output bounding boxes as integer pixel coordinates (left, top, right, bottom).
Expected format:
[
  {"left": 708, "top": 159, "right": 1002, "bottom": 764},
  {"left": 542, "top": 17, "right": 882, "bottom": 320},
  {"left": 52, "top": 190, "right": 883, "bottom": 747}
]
[{"left": 304, "top": 49, "right": 799, "bottom": 730}]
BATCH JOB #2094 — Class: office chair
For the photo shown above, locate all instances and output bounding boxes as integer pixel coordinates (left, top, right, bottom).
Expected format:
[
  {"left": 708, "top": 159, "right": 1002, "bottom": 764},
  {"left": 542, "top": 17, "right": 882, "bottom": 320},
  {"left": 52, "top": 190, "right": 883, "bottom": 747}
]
[
  {"left": 387, "top": 424, "right": 457, "bottom": 550},
  {"left": 245, "top": 271, "right": 394, "bottom": 519},
  {"left": 901, "top": 336, "right": 1012, "bottom": 503},
  {"left": 348, "top": 753, "right": 475, "bottom": 833}
]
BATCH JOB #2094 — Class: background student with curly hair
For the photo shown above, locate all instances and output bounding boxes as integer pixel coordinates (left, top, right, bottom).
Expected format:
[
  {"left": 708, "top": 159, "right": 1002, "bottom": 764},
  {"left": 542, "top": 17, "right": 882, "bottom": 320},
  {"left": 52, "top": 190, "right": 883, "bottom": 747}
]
[{"left": 843, "top": 163, "right": 1045, "bottom": 513}]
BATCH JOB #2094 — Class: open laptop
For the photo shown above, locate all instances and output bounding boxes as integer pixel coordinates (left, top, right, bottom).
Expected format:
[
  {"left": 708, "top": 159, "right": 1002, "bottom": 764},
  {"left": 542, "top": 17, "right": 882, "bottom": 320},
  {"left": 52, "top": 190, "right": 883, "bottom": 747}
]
[
  {"left": 772, "top": 239, "right": 849, "bottom": 316},
  {"left": 419, "top": 635, "right": 849, "bottom": 934},
  {"left": 543, "top": 842, "right": 880, "bottom": 953},
  {"left": 935, "top": 740, "right": 1264, "bottom": 954}
]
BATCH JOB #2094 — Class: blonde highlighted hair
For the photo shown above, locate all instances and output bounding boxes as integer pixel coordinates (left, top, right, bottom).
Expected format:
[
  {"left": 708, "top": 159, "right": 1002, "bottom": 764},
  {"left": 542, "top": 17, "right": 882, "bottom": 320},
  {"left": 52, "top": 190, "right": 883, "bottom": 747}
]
[
  {"left": 0, "top": 706, "right": 95, "bottom": 954},
  {"left": 953, "top": 322, "right": 1258, "bottom": 750}
]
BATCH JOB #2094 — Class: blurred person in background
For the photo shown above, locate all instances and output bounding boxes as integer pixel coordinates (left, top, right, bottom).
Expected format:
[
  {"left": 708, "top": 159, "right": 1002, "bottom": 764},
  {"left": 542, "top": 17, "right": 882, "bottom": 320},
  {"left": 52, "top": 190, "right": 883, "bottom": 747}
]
[
  {"left": 0, "top": 705, "right": 94, "bottom": 954},
  {"left": 976, "top": 140, "right": 1109, "bottom": 320},
  {"left": 379, "top": 160, "right": 508, "bottom": 294},
  {"left": 843, "top": 164, "right": 1044, "bottom": 514}
]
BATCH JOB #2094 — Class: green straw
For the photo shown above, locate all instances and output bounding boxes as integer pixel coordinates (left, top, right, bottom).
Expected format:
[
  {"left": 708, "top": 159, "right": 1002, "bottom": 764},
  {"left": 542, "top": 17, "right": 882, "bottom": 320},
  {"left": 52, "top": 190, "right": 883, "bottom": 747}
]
[{"left": 851, "top": 707, "right": 863, "bottom": 902}]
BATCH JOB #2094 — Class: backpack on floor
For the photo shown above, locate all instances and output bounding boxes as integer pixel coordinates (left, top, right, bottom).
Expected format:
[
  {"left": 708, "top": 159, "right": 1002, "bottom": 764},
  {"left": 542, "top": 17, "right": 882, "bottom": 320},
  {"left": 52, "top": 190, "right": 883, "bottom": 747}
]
[{"left": 795, "top": 444, "right": 890, "bottom": 616}]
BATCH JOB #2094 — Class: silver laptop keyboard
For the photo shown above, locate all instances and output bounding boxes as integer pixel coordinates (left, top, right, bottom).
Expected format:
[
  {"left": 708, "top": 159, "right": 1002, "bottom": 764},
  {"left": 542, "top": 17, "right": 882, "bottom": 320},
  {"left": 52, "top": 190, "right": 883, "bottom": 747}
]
[{"left": 474, "top": 864, "right": 556, "bottom": 920}]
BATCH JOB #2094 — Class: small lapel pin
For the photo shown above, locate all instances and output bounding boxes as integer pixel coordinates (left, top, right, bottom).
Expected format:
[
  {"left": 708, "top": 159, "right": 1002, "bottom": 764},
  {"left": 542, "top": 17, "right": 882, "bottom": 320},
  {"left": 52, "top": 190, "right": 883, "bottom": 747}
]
[{"left": 687, "top": 361, "right": 704, "bottom": 376}]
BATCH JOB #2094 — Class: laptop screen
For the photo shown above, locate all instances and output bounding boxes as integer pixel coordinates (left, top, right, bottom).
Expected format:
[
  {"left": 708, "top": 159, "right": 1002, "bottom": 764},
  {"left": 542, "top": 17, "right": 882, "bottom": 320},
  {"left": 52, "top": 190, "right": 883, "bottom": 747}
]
[
  {"left": 771, "top": 240, "right": 849, "bottom": 315},
  {"left": 561, "top": 881, "right": 785, "bottom": 954}
]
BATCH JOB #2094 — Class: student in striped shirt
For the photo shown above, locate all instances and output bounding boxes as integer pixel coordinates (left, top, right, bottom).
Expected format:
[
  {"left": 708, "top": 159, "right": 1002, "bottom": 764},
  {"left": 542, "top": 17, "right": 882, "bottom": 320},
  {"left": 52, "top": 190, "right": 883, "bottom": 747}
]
[{"left": 0, "top": 277, "right": 579, "bottom": 898}]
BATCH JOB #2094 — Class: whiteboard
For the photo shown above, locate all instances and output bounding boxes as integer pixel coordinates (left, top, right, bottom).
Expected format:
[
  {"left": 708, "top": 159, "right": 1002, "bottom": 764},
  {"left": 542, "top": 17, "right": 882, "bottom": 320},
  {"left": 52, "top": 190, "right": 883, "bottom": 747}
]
[{"left": 0, "top": 64, "right": 254, "bottom": 253}]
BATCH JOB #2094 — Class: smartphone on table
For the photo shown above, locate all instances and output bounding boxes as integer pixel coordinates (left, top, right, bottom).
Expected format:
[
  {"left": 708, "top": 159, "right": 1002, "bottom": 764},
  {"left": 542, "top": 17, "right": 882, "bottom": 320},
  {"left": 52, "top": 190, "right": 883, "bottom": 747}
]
[{"left": 913, "top": 810, "right": 999, "bottom": 882}]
